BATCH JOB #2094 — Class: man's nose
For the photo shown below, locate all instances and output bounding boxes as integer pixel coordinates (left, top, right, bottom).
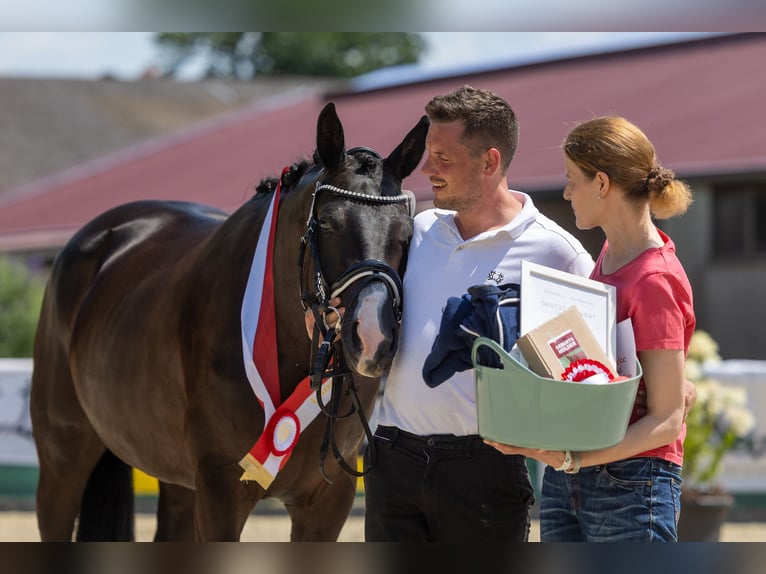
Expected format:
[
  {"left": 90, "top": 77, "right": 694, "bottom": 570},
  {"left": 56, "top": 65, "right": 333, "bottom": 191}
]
[{"left": 420, "top": 154, "right": 434, "bottom": 175}]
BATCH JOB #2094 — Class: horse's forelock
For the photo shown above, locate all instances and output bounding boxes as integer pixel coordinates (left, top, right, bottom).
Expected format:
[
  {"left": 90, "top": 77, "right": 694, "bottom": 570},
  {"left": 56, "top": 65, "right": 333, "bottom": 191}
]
[
  {"left": 315, "top": 148, "right": 381, "bottom": 177},
  {"left": 348, "top": 149, "right": 382, "bottom": 177}
]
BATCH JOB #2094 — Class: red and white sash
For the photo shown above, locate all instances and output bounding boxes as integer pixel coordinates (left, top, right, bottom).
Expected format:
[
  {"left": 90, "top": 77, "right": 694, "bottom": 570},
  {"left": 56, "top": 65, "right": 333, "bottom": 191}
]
[{"left": 238, "top": 170, "right": 332, "bottom": 488}]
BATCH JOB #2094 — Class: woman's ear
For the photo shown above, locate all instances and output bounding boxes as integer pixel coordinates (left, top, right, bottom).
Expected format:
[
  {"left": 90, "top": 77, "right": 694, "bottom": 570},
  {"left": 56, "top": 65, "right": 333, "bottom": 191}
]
[{"left": 596, "top": 170, "right": 610, "bottom": 192}]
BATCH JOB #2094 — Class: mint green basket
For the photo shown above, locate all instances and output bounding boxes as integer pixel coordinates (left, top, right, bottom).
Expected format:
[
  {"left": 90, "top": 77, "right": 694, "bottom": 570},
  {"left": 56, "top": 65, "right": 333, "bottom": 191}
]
[{"left": 472, "top": 337, "right": 642, "bottom": 450}]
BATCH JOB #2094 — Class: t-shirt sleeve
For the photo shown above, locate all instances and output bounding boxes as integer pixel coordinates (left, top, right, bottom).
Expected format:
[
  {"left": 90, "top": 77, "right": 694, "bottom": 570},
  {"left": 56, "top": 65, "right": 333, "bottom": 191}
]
[{"left": 628, "top": 272, "right": 689, "bottom": 352}]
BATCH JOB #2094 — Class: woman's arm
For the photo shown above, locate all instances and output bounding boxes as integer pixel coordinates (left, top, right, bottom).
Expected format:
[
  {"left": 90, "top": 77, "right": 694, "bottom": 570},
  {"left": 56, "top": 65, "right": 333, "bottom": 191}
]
[{"left": 487, "top": 348, "right": 686, "bottom": 470}]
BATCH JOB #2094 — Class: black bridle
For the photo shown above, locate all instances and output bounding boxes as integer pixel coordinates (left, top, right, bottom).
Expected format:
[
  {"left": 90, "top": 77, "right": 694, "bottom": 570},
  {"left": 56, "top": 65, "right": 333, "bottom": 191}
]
[{"left": 297, "top": 159, "right": 412, "bottom": 483}]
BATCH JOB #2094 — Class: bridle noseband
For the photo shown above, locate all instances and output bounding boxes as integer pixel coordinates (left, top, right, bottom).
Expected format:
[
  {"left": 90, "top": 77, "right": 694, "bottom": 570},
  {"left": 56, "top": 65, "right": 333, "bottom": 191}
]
[{"left": 296, "top": 152, "right": 413, "bottom": 482}]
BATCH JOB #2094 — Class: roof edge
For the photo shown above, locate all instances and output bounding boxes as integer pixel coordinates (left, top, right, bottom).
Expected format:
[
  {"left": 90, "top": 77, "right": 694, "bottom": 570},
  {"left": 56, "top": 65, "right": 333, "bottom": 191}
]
[
  {"left": 327, "top": 33, "right": 744, "bottom": 99},
  {"left": 0, "top": 86, "right": 324, "bottom": 210}
]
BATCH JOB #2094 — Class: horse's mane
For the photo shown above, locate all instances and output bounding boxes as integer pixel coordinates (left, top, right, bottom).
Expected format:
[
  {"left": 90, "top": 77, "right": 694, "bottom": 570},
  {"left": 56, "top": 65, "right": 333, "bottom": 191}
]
[{"left": 255, "top": 156, "right": 317, "bottom": 196}]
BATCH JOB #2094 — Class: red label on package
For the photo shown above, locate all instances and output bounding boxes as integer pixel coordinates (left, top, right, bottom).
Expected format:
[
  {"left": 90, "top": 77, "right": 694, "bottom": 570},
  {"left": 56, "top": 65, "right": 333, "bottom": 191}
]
[{"left": 549, "top": 330, "right": 587, "bottom": 366}]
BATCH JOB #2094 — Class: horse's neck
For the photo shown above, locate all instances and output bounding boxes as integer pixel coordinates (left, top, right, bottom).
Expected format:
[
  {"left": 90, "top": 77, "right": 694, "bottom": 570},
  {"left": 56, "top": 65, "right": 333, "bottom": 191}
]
[{"left": 204, "top": 186, "right": 314, "bottom": 394}]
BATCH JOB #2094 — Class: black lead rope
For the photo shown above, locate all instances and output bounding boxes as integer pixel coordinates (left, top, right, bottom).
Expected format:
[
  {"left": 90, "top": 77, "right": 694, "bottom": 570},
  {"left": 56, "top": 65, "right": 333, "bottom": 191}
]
[
  {"left": 316, "top": 342, "right": 377, "bottom": 484},
  {"left": 308, "top": 316, "right": 377, "bottom": 484}
]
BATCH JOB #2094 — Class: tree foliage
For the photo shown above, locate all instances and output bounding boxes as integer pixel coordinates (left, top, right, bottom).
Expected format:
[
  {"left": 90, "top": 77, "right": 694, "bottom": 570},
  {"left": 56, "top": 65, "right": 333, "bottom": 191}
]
[
  {"left": 0, "top": 257, "right": 45, "bottom": 357},
  {"left": 155, "top": 32, "right": 425, "bottom": 79}
]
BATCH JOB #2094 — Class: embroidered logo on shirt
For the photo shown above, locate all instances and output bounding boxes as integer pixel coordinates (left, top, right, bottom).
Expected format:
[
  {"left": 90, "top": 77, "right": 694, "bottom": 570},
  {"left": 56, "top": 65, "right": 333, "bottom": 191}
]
[{"left": 487, "top": 270, "right": 504, "bottom": 284}]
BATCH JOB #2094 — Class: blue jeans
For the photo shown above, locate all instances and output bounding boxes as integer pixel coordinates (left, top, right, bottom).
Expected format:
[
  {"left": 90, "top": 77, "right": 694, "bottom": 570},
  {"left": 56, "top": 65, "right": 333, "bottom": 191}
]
[{"left": 540, "top": 457, "right": 683, "bottom": 542}]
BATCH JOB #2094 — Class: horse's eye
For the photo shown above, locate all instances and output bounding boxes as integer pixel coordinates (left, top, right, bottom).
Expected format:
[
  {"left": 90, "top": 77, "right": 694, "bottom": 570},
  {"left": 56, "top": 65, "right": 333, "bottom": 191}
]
[{"left": 318, "top": 218, "right": 334, "bottom": 232}]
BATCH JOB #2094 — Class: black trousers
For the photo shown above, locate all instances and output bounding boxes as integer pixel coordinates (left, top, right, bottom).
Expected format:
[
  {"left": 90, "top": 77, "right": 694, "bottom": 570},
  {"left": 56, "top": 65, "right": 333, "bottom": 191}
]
[{"left": 363, "top": 425, "right": 535, "bottom": 542}]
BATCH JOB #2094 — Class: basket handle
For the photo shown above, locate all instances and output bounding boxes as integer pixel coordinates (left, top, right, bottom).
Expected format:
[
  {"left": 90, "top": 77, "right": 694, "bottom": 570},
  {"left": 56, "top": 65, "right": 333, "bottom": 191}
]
[{"left": 471, "top": 337, "right": 511, "bottom": 367}]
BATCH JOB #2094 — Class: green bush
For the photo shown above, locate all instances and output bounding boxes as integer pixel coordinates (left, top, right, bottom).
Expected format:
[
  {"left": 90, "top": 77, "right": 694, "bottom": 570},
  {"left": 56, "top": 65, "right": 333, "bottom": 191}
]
[{"left": 0, "top": 256, "right": 46, "bottom": 357}]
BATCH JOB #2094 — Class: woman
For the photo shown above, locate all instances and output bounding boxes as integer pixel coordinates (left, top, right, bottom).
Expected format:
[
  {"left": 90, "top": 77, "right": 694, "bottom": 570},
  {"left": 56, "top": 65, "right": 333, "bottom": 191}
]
[{"left": 488, "top": 116, "right": 695, "bottom": 541}]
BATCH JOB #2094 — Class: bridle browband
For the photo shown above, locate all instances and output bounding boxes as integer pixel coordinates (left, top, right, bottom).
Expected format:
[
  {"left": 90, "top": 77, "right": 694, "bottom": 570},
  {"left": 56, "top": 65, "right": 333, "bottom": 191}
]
[{"left": 296, "top": 150, "right": 412, "bottom": 483}]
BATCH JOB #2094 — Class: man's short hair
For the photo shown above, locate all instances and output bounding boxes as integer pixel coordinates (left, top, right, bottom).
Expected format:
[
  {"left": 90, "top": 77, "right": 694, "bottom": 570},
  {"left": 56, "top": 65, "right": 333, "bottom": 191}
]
[{"left": 425, "top": 85, "right": 519, "bottom": 172}]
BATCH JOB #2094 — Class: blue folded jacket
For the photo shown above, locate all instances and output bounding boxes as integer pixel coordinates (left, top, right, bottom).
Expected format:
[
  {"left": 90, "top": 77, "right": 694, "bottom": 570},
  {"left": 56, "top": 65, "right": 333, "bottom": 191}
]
[{"left": 422, "top": 283, "right": 521, "bottom": 388}]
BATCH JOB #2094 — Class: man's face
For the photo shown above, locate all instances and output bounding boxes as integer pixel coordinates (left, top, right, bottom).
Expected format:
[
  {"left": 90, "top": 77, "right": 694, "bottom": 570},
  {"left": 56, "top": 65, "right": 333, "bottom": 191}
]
[{"left": 420, "top": 120, "right": 485, "bottom": 212}]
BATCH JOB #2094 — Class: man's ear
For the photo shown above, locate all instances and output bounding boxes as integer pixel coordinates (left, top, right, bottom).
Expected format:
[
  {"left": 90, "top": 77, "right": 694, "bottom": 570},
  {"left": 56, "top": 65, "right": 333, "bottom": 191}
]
[{"left": 485, "top": 148, "right": 502, "bottom": 174}]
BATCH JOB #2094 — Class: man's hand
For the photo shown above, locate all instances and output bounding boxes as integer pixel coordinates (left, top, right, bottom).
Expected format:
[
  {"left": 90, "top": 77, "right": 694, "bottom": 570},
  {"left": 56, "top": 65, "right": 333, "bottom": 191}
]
[{"left": 304, "top": 297, "right": 343, "bottom": 340}]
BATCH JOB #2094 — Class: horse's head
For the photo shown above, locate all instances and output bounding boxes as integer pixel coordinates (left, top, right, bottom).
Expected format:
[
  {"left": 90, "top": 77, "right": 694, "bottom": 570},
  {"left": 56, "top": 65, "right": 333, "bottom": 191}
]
[{"left": 301, "top": 102, "right": 428, "bottom": 378}]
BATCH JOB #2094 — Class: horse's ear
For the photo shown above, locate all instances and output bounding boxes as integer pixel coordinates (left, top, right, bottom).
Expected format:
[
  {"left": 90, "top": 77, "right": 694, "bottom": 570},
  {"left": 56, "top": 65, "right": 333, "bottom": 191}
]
[
  {"left": 385, "top": 115, "right": 429, "bottom": 181},
  {"left": 316, "top": 102, "right": 345, "bottom": 172}
]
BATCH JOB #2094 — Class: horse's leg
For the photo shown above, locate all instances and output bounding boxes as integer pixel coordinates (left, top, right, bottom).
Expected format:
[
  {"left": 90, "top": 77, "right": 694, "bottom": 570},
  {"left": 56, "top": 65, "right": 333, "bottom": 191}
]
[
  {"left": 193, "top": 464, "right": 259, "bottom": 541},
  {"left": 155, "top": 482, "right": 196, "bottom": 541},
  {"left": 35, "top": 438, "right": 107, "bottom": 541},
  {"left": 31, "top": 343, "right": 108, "bottom": 541},
  {"left": 285, "top": 473, "right": 358, "bottom": 541},
  {"left": 76, "top": 449, "right": 135, "bottom": 541}
]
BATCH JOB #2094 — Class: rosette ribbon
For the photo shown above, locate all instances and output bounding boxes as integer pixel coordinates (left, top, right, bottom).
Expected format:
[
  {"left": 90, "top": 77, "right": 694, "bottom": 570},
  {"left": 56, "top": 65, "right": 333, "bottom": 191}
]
[
  {"left": 237, "top": 168, "right": 333, "bottom": 489},
  {"left": 561, "top": 358, "right": 616, "bottom": 385}
]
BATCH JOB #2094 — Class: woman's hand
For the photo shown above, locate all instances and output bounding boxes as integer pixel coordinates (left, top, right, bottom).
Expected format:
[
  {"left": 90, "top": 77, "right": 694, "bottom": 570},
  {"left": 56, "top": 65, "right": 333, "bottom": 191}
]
[{"left": 484, "top": 441, "right": 569, "bottom": 470}]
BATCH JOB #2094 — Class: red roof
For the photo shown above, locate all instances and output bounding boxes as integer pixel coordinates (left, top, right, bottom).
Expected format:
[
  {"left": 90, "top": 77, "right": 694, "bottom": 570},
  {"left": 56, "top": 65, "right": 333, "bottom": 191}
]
[{"left": 1, "top": 33, "right": 764, "bottom": 252}]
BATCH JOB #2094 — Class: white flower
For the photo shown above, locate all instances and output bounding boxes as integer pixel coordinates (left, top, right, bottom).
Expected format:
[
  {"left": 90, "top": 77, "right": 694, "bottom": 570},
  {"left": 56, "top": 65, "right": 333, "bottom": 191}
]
[
  {"left": 685, "top": 359, "right": 703, "bottom": 382},
  {"left": 726, "top": 405, "right": 756, "bottom": 437},
  {"left": 688, "top": 330, "right": 721, "bottom": 363},
  {"left": 684, "top": 330, "right": 758, "bottom": 488}
]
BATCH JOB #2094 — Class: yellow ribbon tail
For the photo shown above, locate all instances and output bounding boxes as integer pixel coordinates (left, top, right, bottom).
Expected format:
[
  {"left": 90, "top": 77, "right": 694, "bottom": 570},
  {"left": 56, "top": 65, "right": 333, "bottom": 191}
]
[{"left": 238, "top": 453, "right": 275, "bottom": 489}]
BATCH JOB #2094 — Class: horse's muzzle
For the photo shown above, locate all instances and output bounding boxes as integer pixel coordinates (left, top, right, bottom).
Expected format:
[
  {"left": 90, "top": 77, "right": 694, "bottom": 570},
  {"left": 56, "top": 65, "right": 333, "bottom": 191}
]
[{"left": 340, "top": 281, "right": 400, "bottom": 378}]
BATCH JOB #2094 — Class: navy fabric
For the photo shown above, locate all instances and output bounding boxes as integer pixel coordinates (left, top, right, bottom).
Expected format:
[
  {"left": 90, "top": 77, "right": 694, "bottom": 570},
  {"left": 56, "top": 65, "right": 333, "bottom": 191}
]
[{"left": 422, "top": 283, "right": 521, "bottom": 388}]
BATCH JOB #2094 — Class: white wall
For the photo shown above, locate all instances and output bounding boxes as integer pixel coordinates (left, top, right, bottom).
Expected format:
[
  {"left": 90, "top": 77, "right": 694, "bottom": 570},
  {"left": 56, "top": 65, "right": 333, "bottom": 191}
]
[
  {"left": 706, "top": 360, "right": 766, "bottom": 493},
  {"left": 0, "top": 359, "right": 36, "bottom": 466}
]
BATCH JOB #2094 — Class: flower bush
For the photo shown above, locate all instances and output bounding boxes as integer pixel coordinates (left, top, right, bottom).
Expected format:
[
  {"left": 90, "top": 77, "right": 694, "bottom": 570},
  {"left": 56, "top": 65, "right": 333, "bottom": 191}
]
[{"left": 683, "top": 330, "right": 756, "bottom": 490}]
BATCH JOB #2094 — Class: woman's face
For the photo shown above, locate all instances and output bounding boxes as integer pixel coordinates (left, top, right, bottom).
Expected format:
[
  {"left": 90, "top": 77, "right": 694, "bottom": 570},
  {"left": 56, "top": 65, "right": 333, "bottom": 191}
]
[{"left": 563, "top": 156, "right": 602, "bottom": 230}]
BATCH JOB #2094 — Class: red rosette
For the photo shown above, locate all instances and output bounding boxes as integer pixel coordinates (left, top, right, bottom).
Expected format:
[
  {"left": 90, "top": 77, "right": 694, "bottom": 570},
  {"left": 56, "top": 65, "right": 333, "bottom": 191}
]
[
  {"left": 561, "top": 358, "right": 615, "bottom": 383},
  {"left": 263, "top": 408, "right": 301, "bottom": 456}
]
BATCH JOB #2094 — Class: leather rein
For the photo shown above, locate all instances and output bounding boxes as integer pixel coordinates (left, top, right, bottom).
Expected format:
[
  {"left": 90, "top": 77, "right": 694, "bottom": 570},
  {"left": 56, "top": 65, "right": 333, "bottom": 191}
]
[{"left": 298, "top": 169, "right": 412, "bottom": 483}]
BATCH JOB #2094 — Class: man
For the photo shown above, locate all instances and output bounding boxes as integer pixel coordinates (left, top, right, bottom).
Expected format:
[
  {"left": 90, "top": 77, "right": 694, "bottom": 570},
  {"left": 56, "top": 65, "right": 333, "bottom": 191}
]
[{"left": 363, "top": 86, "right": 594, "bottom": 542}]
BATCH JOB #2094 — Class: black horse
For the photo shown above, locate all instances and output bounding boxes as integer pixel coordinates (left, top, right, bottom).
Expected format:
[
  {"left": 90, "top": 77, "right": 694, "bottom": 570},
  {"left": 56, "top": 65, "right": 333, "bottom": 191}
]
[{"left": 30, "top": 102, "right": 428, "bottom": 541}]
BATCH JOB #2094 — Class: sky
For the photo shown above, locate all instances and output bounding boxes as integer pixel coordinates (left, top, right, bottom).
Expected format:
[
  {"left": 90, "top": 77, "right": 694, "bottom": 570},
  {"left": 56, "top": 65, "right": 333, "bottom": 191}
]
[{"left": 0, "top": 32, "right": 721, "bottom": 81}]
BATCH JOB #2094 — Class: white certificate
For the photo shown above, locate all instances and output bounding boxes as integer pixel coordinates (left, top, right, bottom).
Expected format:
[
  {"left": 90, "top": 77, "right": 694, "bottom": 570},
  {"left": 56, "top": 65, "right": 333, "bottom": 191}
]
[{"left": 520, "top": 260, "right": 617, "bottom": 362}]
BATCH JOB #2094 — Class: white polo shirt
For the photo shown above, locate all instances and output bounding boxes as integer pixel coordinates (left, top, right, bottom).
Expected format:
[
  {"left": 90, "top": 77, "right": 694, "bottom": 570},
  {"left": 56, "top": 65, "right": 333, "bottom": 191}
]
[{"left": 376, "top": 191, "right": 595, "bottom": 436}]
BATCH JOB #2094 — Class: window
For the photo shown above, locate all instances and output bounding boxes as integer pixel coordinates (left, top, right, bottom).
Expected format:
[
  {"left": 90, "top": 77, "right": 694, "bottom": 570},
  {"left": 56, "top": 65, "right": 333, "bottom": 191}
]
[{"left": 713, "top": 182, "right": 766, "bottom": 259}]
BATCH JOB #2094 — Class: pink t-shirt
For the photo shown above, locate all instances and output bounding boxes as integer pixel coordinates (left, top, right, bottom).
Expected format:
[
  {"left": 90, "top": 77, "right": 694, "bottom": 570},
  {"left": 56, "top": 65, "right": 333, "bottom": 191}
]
[{"left": 591, "top": 230, "right": 695, "bottom": 466}]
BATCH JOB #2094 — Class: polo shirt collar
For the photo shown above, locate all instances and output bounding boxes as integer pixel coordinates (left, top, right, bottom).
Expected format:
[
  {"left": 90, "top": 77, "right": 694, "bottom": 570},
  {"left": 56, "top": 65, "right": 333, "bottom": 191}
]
[{"left": 432, "top": 190, "right": 538, "bottom": 241}]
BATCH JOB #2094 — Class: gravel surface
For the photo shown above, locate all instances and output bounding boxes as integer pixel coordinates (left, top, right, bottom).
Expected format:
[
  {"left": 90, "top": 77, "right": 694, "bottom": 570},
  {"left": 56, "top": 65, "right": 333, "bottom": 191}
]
[{"left": 2, "top": 511, "right": 764, "bottom": 542}]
